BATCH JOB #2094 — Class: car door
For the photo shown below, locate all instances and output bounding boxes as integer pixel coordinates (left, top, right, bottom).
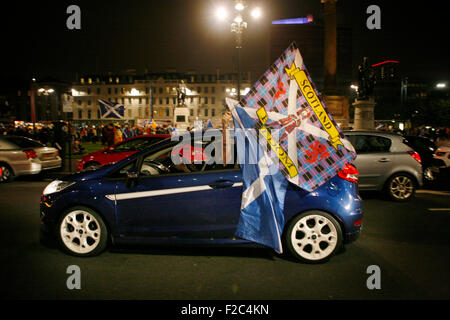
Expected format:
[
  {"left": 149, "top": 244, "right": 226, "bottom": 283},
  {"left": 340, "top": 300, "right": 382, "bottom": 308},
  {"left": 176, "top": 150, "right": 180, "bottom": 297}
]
[
  {"left": 111, "top": 140, "right": 243, "bottom": 240},
  {"left": 347, "top": 134, "right": 393, "bottom": 190}
]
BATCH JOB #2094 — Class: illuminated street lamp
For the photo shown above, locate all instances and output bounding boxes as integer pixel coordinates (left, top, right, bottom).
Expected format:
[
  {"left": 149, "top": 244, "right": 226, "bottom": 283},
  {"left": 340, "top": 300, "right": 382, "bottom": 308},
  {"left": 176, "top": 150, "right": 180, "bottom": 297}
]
[
  {"left": 216, "top": 0, "right": 262, "bottom": 101},
  {"left": 436, "top": 83, "right": 446, "bottom": 89}
]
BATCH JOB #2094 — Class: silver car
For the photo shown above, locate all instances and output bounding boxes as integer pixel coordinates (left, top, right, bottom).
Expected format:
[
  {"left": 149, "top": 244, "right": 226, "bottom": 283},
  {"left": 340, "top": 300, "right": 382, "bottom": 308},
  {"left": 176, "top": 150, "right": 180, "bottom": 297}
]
[
  {"left": 0, "top": 135, "right": 62, "bottom": 182},
  {"left": 344, "top": 131, "right": 423, "bottom": 201}
]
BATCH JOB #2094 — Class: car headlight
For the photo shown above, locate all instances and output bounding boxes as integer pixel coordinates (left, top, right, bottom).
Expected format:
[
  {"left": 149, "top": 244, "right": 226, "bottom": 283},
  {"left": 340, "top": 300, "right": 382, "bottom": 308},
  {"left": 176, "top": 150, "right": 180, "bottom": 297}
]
[{"left": 43, "top": 180, "right": 76, "bottom": 195}]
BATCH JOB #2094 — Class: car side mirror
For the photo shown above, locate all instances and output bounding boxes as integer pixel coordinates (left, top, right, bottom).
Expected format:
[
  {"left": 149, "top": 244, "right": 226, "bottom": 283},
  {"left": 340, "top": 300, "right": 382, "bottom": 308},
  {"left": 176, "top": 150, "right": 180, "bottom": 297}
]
[
  {"left": 126, "top": 170, "right": 139, "bottom": 188},
  {"left": 127, "top": 171, "right": 139, "bottom": 179}
]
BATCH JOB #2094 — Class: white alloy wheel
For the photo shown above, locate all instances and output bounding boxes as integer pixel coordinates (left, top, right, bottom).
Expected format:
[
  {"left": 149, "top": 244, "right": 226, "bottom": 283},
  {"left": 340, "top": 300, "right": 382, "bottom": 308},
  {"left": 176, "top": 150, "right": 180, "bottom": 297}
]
[
  {"left": 286, "top": 211, "right": 342, "bottom": 263},
  {"left": 58, "top": 208, "right": 107, "bottom": 256}
]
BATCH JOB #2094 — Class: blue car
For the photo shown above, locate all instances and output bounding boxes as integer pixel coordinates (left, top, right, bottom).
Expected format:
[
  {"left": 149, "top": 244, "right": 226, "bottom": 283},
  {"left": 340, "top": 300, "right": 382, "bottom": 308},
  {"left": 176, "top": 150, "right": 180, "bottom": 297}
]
[{"left": 40, "top": 131, "right": 363, "bottom": 263}]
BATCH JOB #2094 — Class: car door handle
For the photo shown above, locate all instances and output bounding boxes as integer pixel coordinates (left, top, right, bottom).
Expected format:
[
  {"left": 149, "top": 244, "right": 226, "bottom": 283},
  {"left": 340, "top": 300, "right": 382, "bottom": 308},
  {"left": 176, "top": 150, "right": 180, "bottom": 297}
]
[
  {"left": 378, "top": 158, "right": 390, "bottom": 162},
  {"left": 209, "top": 180, "right": 235, "bottom": 189}
]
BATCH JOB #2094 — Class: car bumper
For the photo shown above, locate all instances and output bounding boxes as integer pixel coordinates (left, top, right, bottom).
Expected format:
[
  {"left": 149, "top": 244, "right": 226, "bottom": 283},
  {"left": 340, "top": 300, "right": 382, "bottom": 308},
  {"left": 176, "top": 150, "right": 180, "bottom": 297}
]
[
  {"left": 40, "top": 157, "right": 62, "bottom": 170},
  {"left": 12, "top": 160, "right": 42, "bottom": 176}
]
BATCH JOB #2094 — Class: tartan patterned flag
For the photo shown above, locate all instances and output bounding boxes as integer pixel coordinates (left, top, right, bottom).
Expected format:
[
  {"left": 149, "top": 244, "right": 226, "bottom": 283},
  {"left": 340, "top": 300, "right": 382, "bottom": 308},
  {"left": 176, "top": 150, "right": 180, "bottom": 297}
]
[
  {"left": 226, "top": 42, "right": 356, "bottom": 252},
  {"left": 228, "top": 42, "right": 356, "bottom": 192}
]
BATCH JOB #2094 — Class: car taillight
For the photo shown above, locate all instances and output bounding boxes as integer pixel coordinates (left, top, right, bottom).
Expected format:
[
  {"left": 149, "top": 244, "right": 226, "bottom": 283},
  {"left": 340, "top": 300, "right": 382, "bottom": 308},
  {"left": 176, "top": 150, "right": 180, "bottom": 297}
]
[
  {"left": 408, "top": 151, "right": 421, "bottom": 164},
  {"left": 23, "top": 149, "right": 38, "bottom": 159},
  {"left": 337, "top": 164, "right": 359, "bottom": 184}
]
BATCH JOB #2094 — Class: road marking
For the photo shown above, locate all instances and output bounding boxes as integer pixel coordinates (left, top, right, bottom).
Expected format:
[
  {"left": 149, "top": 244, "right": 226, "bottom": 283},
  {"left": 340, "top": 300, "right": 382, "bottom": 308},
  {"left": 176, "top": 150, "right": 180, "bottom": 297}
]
[
  {"left": 416, "top": 190, "right": 450, "bottom": 196},
  {"left": 427, "top": 208, "right": 450, "bottom": 212}
]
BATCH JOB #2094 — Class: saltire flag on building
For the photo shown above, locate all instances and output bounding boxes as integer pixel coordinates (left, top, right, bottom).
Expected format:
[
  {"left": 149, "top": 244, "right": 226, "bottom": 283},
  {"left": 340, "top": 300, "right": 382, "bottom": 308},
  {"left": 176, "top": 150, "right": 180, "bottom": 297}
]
[
  {"left": 98, "top": 99, "right": 125, "bottom": 119},
  {"left": 226, "top": 42, "right": 356, "bottom": 252}
]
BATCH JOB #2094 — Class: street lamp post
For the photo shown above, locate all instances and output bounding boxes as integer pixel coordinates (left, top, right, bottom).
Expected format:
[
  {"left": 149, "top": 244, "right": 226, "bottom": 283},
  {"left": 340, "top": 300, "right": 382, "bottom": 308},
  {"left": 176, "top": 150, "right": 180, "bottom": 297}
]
[
  {"left": 217, "top": 0, "right": 261, "bottom": 102},
  {"left": 231, "top": 10, "right": 247, "bottom": 102}
]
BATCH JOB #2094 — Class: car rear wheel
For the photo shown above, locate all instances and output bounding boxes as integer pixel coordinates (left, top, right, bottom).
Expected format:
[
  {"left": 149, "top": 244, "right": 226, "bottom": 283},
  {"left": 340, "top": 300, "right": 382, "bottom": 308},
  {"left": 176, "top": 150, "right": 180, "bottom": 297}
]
[
  {"left": 0, "top": 163, "right": 15, "bottom": 182},
  {"left": 57, "top": 206, "right": 108, "bottom": 257},
  {"left": 386, "top": 173, "right": 415, "bottom": 201},
  {"left": 284, "top": 211, "right": 343, "bottom": 263}
]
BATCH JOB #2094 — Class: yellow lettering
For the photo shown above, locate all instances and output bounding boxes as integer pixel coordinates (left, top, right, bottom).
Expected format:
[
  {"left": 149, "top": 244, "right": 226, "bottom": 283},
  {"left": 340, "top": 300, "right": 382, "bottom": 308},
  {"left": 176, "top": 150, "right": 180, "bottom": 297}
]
[
  {"left": 256, "top": 107, "right": 298, "bottom": 178},
  {"left": 285, "top": 62, "right": 344, "bottom": 149}
]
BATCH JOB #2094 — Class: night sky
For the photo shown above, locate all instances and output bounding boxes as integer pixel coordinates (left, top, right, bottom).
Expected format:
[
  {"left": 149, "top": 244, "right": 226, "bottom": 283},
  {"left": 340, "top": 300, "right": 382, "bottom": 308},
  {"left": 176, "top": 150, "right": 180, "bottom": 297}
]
[{"left": 1, "top": 0, "right": 448, "bottom": 84}]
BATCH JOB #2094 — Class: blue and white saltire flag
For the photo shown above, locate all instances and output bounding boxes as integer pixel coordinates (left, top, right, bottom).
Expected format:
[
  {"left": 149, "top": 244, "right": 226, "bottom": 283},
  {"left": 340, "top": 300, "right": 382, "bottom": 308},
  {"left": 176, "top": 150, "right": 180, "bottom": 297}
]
[
  {"left": 98, "top": 99, "right": 125, "bottom": 119},
  {"left": 228, "top": 98, "right": 288, "bottom": 253}
]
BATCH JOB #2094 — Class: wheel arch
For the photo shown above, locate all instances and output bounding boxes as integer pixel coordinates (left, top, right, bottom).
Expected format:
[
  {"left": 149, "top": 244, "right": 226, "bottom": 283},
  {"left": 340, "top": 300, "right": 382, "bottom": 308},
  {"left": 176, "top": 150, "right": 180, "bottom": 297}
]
[{"left": 283, "top": 208, "right": 346, "bottom": 239}]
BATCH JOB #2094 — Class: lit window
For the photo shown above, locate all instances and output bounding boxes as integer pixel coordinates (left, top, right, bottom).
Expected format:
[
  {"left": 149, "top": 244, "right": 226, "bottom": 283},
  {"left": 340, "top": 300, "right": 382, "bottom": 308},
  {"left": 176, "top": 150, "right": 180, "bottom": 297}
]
[
  {"left": 80, "top": 78, "right": 85, "bottom": 84},
  {"left": 88, "top": 78, "right": 92, "bottom": 84}
]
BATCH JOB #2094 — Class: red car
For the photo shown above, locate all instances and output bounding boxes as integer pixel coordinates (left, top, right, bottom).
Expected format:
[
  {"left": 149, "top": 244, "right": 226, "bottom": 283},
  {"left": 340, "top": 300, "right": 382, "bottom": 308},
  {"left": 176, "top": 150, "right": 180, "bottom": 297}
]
[{"left": 76, "top": 135, "right": 171, "bottom": 171}]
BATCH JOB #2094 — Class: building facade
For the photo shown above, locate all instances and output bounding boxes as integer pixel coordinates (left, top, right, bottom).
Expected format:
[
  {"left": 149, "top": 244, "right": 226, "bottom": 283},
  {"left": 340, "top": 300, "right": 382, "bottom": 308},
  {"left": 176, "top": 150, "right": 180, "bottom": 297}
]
[{"left": 71, "top": 71, "right": 251, "bottom": 128}]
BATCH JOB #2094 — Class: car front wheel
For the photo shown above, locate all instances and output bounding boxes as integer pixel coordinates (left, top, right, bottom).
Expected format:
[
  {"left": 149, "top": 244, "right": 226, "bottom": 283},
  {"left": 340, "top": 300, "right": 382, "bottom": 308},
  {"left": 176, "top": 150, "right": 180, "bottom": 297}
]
[
  {"left": 284, "top": 211, "right": 343, "bottom": 263},
  {"left": 0, "top": 164, "right": 15, "bottom": 182},
  {"left": 57, "top": 206, "right": 108, "bottom": 257},
  {"left": 423, "top": 166, "right": 435, "bottom": 181}
]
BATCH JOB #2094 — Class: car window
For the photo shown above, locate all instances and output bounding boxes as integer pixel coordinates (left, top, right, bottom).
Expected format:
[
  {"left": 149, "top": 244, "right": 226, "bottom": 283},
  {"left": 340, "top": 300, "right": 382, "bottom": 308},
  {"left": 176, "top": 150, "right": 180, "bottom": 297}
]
[
  {"left": 108, "top": 159, "right": 138, "bottom": 179},
  {"left": 348, "top": 135, "right": 391, "bottom": 153},
  {"left": 113, "top": 137, "right": 167, "bottom": 152},
  {"left": 139, "top": 138, "right": 237, "bottom": 177},
  {"left": 3, "top": 136, "right": 44, "bottom": 148}
]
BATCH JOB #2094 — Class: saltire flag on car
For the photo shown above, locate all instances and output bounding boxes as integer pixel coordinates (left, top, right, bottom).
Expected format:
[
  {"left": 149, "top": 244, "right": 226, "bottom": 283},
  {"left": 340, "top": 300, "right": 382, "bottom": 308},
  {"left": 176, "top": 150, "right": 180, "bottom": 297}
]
[
  {"left": 98, "top": 99, "right": 125, "bottom": 119},
  {"left": 226, "top": 42, "right": 356, "bottom": 252}
]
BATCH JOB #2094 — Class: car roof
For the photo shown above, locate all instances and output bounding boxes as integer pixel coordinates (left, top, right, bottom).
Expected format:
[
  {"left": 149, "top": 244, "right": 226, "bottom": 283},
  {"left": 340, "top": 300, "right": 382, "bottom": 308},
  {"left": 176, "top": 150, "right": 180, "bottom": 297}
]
[{"left": 343, "top": 130, "right": 403, "bottom": 138}]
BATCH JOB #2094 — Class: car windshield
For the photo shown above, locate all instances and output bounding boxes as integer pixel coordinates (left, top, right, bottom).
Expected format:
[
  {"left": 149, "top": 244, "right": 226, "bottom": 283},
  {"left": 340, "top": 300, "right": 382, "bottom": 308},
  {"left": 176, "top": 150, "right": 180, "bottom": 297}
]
[
  {"left": 4, "top": 136, "right": 44, "bottom": 148},
  {"left": 114, "top": 137, "right": 166, "bottom": 152}
]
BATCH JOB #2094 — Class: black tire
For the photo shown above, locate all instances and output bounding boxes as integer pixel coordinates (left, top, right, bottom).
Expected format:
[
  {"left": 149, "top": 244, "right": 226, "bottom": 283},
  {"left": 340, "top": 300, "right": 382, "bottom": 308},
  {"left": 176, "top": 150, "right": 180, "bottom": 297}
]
[
  {"left": 385, "top": 173, "right": 416, "bottom": 202},
  {"left": 284, "top": 210, "right": 343, "bottom": 264},
  {"left": 56, "top": 206, "right": 108, "bottom": 257},
  {"left": 0, "top": 163, "right": 15, "bottom": 182}
]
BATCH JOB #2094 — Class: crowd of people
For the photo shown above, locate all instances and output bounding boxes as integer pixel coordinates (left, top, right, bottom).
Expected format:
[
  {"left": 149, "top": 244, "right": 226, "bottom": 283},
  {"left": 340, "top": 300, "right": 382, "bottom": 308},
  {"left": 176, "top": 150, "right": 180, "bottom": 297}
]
[
  {"left": 0, "top": 121, "right": 175, "bottom": 155},
  {"left": 1, "top": 121, "right": 448, "bottom": 152}
]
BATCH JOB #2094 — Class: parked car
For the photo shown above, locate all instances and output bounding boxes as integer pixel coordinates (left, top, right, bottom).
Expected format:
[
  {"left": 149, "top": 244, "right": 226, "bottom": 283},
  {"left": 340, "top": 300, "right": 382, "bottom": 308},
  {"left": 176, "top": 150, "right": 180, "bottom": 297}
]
[
  {"left": 344, "top": 131, "right": 423, "bottom": 201},
  {"left": 40, "top": 130, "right": 363, "bottom": 263},
  {"left": 0, "top": 135, "right": 62, "bottom": 182},
  {"left": 434, "top": 143, "right": 450, "bottom": 167},
  {"left": 404, "top": 135, "right": 439, "bottom": 181},
  {"left": 76, "top": 134, "right": 171, "bottom": 172}
]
